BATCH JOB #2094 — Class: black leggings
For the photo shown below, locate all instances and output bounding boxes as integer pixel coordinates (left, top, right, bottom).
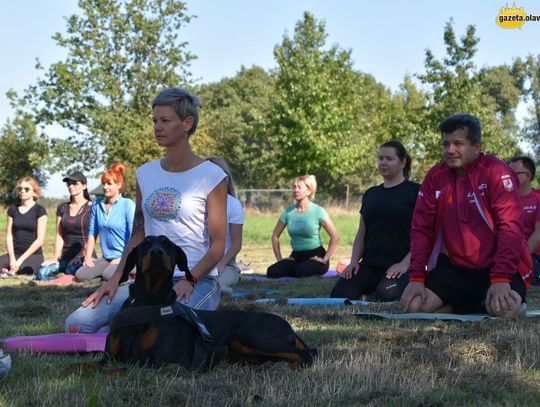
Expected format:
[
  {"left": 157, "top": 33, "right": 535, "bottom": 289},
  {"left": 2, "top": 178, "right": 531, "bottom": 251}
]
[
  {"left": 0, "top": 253, "right": 44, "bottom": 275},
  {"left": 330, "top": 261, "right": 408, "bottom": 301},
  {"left": 267, "top": 246, "right": 329, "bottom": 278}
]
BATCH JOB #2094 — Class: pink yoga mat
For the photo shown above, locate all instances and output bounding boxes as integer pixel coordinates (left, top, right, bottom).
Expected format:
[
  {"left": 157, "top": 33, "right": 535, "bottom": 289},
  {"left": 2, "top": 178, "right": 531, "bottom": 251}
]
[
  {"left": 2, "top": 333, "right": 107, "bottom": 353},
  {"left": 42, "top": 275, "right": 77, "bottom": 285}
]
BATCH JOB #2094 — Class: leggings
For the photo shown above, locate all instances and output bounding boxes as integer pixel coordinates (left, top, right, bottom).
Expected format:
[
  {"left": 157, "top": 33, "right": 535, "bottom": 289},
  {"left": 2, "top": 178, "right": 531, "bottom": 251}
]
[
  {"left": 0, "top": 253, "right": 43, "bottom": 275},
  {"left": 76, "top": 258, "right": 119, "bottom": 281},
  {"left": 267, "top": 246, "right": 329, "bottom": 278},
  {"left": 330, "top": 261, "right": 408, "bottom": 301}
]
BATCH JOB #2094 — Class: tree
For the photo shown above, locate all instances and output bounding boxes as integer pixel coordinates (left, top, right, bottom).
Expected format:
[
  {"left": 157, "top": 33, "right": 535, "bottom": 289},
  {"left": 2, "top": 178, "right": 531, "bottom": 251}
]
[
  {"left": 0, "top": 115, "right": 49, "bottom": 205},
  {"left": 417, "top": 20, "right": 519, "bottom": 166},
  {"left": 196, "top": 65, "right": 278, "bottom": 188},
  {"left": 478, "top": 61, "right": 526, "bottom": 136},
  {"left": 20, "top": 0, "right": 195, "bottom": 192},
  {"left": 522, "top": 55, "right": 540, "bottom": 158},
  {"left": 271, "top": 12, "right": 375, "bottom": 194}
]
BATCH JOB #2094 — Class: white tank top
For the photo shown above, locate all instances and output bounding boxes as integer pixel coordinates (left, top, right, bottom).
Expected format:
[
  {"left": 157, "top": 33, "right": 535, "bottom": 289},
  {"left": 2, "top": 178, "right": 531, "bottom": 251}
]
[{"left": 137, "top": 159, "right": 226, "bottom": 277}]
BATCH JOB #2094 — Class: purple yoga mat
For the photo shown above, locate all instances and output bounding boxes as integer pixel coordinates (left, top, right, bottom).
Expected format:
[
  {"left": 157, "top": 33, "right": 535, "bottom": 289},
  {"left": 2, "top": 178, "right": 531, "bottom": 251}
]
[
  {"left": 2, "top": 333, "right": 107, "bottom": 353},
  {"left": 243, "top": 269, "right": 338, "bottom": 281}
]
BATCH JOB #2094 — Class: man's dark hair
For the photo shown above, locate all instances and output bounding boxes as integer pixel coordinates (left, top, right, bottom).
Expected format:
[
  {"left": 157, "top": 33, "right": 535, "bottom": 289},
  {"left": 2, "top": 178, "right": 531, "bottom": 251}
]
[
  {"left": 439, "top": 113, "right": 482, "bottom": 145},
  {"left": 510, "top": 156, "right": 536, "bottom": 180},
  {"left": 379, "top": 140, "right": 412, "bottom": 179}
]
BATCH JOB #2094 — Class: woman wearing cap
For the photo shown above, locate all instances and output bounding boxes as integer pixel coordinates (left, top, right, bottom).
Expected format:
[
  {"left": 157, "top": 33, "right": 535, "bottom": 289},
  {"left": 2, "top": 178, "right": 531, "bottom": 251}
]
[
  {"left": 35, "top": 171, "right": 93, "bottom": 280},
  {"left": 75, "top": 163, "right": 135, "bottom": 281},
  {"left": 0, "top": 177, "right": 47, "bottom": 277}
]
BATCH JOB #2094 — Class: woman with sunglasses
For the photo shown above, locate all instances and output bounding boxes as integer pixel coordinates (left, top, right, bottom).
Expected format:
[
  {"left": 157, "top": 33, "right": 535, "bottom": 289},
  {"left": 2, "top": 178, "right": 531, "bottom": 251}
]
[
  {"left": 0, "top": 177, "right": 47, "bottom": 278},
  {"left": 35, "top": 171, "right": 93, "bottom": 280}
]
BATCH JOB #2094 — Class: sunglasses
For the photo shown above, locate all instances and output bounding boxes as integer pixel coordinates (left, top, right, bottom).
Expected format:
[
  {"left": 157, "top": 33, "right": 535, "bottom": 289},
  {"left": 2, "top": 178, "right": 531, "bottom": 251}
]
[
  {"left": 66, "top": 180, "right": 81, "bottom": 186},
  {"left": 17, "top": 187, "right": 31, "bottom": 193}
]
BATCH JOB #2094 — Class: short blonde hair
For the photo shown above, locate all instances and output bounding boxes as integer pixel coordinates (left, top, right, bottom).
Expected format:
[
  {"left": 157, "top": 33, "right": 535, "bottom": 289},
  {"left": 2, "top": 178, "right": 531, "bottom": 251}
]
[
  {"left": 16, "top": 176, "right": 41, "bottom": 201},
  {"left": 293, "top": 175, "right": 317, "bottom": 200}
]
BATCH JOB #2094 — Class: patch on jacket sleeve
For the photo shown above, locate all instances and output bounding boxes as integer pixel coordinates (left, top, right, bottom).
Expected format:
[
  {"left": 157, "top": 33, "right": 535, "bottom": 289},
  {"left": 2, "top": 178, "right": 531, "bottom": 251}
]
[{"left": 501, "top": 174, "right": 514, "bottom": 192}]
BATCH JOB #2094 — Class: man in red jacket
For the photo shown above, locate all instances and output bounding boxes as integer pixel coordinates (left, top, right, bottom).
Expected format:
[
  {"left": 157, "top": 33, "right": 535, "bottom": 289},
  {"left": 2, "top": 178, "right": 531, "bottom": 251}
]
[
  {"left": 400, "top": 113, "right": 532, "bottom": 318},
  {"left": 509, "top": 156, "right": 540, "bottom": 285}
]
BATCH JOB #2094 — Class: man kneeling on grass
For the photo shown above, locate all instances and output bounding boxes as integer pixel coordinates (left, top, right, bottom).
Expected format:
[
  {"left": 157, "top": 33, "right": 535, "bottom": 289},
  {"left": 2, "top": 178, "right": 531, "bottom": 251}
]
[{"left": 400, "top": 113, "right": 532, "bottom": 319}]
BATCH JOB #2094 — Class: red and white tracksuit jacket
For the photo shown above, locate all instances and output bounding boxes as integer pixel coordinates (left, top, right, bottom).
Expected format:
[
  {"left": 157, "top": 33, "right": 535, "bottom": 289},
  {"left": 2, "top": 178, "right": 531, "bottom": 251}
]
[{"left": 410, "top": 153, "right": 532, "bottom": 289}]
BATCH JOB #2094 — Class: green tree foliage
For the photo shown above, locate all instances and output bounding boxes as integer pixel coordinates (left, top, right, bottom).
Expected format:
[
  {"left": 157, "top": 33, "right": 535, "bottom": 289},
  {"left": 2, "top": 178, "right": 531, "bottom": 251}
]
[
  {"left": 0, "top": 115, "right": 49, "bottom": 205},
  {"left": 478, "top": 61, "right": 526, "bottom": 135},
  {"left": 196, "top": 66, "right": 278, "bottom": 187},
  {"left": 522, "top": 55, "right": 540, "bottom": 158},
  {"left": 21, "top": 0, "right": 195, "bottom": 192},
  {"left": 417, "top": 20, "right": 519, "bottom": 167},
  {"left": 271, "top": 12, "right": 379, "bottom": 194},
  {"left": 382, "top": 76, "right": 431, "bottom": 181}
]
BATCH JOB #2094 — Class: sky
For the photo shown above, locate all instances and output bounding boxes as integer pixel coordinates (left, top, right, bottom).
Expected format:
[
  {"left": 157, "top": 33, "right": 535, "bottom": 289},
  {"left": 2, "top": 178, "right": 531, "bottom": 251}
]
[{"left": 1, "top": 0, "right": 540, "bottom": 197}]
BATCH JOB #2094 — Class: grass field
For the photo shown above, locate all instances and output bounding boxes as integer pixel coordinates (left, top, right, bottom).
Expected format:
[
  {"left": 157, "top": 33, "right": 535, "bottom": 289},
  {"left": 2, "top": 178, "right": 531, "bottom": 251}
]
[{"left": 2, "top": 210, "right": 540, "bottom": 406}]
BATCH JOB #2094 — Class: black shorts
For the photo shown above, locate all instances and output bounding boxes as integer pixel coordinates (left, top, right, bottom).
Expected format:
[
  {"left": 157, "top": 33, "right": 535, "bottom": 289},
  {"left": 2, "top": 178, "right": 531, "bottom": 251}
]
[{"left": 425, "top": 254, "right": 526, "bottom": 314}]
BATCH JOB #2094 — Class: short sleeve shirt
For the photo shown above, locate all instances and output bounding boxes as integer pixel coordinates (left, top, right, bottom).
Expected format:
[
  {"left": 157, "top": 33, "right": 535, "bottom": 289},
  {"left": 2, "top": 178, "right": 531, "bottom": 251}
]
[
  {"left": 8, "top": 203, "right": 47, "bottom": 255},
  {"left": 279, "top": 202, "right": 328, "bottom": 251}
]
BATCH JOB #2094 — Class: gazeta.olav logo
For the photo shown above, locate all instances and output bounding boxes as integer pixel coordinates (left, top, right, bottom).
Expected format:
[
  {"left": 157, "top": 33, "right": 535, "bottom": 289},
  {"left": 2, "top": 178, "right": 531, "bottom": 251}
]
[{"left": 496, "top": 3, "right": 540, "bottom": 29}]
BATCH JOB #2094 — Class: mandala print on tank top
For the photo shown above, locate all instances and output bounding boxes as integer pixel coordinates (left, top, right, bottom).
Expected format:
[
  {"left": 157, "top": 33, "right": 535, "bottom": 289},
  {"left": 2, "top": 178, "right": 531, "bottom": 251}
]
[{"left": 144, "top": 187, "right": 182, "bottom": 222}]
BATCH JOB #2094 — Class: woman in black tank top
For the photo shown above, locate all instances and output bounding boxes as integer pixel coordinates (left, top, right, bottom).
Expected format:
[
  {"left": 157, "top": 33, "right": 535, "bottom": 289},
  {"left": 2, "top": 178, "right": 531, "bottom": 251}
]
[
  {"left": 35, "top": 171, "right": 92, "bottom": 281},
  {"left": 0, "top": 177, "right": 47, "bottom": 277}
]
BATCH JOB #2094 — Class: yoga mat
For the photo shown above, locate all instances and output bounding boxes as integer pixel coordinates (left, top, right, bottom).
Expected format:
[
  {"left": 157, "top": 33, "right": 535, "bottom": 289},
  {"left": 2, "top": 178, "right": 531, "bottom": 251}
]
[
  {"left": 231, "top": 289, "right": 283, "bottom": 297},
  {"left": 353, "top": 311, "right": 540, "bottom": 322},
  {"left": 353, "top": 312, "right": 491, "bottom": 322},
  {"left": 42, "top": 275, "right": 77, "bottom": 285},
  {"left": 2, "top": 333, "right": 107, "bottom": 353},
  {"left": 255, "top": 298, "right": 377, "bottom": 306},
  {"left": 243, "top": 269, "right": 338, "bottom": 281}
]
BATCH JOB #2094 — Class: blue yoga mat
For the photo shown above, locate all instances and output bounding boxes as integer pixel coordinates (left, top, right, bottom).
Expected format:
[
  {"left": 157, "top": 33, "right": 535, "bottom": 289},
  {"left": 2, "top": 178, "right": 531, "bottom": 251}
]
[
  {"left": 353, "top": 312, "right": 491, "bottom": 322},
  {"left": 353, "top": 310, "right": 540, "bottom": 322},
  {"left": 231, "top": 289, "right": 283, "bottom": 297},
  {"left": 254, "top": 298, "right": 379, "bottom": 306}
]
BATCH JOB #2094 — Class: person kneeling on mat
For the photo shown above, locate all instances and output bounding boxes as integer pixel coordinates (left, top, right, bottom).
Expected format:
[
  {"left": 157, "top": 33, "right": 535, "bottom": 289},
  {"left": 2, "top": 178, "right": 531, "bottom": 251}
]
[{"left": 401, "top": 113, "right": 532, "bottom": 319}]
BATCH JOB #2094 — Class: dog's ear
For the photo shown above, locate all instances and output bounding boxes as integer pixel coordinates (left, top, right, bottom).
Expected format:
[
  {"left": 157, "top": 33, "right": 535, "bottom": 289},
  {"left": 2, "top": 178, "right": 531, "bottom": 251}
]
[
  {"left": 119, "top": 244, "right": 138, "bottom": 284},
  {"left": 174, "top": 244, "right": 193, "bottom": 282}
]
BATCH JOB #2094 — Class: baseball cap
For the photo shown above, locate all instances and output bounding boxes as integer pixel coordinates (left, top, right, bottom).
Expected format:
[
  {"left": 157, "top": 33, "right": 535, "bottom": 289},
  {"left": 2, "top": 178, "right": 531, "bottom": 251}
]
[{"left": 62, "top": 171, "right": 87, "bottom": 184}]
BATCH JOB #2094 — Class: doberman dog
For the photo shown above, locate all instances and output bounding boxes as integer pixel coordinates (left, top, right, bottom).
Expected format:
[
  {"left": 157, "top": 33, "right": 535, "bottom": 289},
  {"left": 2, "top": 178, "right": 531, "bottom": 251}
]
[{"left": 105, "top": 235, "right": 317, "bottom": 370}]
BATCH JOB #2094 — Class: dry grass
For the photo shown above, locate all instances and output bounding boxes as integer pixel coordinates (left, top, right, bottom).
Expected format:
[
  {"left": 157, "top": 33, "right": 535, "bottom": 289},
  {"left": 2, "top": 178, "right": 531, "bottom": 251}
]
[
  {"left": 2, "top": 213, "right": 540, "bottom": 405},
  {"left": 2, "top": 275, "right": 540, "bottom": 406}
]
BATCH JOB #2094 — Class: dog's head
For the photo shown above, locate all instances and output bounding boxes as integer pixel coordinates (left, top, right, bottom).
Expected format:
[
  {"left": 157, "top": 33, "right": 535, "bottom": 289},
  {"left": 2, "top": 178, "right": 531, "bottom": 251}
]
[{"left": 120, "top": 235, "right": 191, "bottom": 304}]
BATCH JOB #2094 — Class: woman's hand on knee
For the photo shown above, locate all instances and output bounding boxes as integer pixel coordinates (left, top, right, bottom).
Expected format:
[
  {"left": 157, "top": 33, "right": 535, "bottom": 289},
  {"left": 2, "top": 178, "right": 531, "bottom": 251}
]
[
  {"left": 83, "top": 255, "right": 95, "bottom": 268},
  {"left": 310, "top": 256, "right": 326, "bottom": 264},
  {"left": 341, "top": 262, "right": 359, "bottom": 279},
  {"left": 82, "top": 279, "right": 119, "bottom": 308},
  {"left": 386, "top": 262, "right": 408, "bottom": 279}
]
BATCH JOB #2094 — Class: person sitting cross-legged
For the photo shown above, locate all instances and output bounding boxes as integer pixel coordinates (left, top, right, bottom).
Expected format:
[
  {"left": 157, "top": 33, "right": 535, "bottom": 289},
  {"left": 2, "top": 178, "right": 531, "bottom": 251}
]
[{"left": 267, "top": 175, "right": 340, "bottom": 278}]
